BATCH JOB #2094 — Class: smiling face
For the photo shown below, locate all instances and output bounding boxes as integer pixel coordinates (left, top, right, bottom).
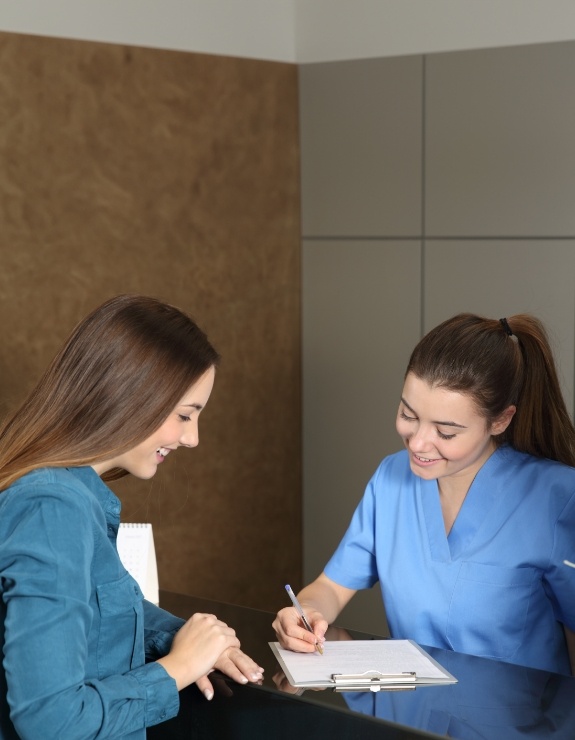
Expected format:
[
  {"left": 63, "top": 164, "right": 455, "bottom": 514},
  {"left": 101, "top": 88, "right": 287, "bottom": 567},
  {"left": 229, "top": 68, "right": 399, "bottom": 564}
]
[
  {"left": 92, "top": 366, "right": 216, "bottom": 480},
  {"left": 396, "top": 372, "right": 514, "bottom": 493}
]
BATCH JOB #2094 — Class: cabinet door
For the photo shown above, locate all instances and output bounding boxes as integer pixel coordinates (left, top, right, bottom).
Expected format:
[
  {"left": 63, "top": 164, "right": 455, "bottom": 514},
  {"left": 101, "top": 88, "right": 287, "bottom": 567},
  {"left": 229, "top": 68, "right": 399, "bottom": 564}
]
[
  {"left": 299, "top": 55, "right": 422, "bottom": 237},
  {"left": 303, "top": 239, "right": 421, "bottom": 635},
  {"left": 425, "top": 41, "right": 575, "bottom": 237}
]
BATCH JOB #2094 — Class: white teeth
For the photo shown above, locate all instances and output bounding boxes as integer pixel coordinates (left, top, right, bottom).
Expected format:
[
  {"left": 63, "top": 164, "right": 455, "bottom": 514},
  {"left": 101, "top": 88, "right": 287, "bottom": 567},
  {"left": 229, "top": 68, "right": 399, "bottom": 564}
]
[{"left": 157, "top": 448, "right": 170, "bottom": 456}]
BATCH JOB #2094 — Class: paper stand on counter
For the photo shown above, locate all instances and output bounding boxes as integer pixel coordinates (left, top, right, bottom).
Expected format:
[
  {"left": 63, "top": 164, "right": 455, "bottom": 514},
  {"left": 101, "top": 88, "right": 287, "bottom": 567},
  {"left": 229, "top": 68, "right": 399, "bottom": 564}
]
[{"left": 117, "top": 523, "right": 159, "bottom": 605}]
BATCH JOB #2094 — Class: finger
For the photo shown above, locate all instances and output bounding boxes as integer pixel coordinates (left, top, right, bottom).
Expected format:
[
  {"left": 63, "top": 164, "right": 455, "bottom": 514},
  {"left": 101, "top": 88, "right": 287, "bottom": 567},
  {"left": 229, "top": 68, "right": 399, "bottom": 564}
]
[
  {"left": 274, "top": 621, "right": 315, "bottom": 651},
  {"left": 286, "top": 619, "right": 319, "bottom": 645},
  {"left": 196, "top": 674, "right": 215, "bottom": 701},
  {"left": 217, "top": 657, "right": 249, "bottom": 685},
  {"left": 225, "top": 634, "right": 242, "bottom": 651},
  {"left": 273, "top": 610, "right": 319, "bottom": 651},
  {"left": 272, "top": 670, "right": 303, "bottom": 695},
  {"left": 192, "top": 612, "right": 217, "bottom": 621},
  {"left": 220, "top": 651, "right": 264, "bottom": 683},
  {"left": 283, "top": 632, "right": 318, "bottom": 653},
  {"left": 273, "top": 611, "right": 302, "bottom": 639}
]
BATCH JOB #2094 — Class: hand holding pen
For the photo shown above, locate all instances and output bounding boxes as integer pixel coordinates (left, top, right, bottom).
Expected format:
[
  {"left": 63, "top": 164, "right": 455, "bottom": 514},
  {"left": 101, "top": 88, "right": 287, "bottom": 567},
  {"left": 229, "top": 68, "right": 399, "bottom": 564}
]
[{"left": 284, "top": 585, "right": 324, "bottom": 655}]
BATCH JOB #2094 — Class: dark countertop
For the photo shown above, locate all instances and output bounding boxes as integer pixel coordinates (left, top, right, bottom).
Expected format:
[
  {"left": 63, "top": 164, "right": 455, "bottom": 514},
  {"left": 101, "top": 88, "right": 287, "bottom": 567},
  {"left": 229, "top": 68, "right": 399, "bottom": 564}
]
[{"left": 148, "top": 591, "right": 575, "bottom": 740}]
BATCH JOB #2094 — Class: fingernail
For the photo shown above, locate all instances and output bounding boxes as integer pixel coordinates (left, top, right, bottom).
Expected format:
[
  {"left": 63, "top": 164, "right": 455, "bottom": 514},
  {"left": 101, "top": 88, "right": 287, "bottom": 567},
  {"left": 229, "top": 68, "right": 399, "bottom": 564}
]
[
  {"left": 204, "top": 690, "right": 214, "bottom": 701},
  {"left": 240, "top": 676, "right": 248, "bottom": 684},
  {"left": 251, "top": 672, "right": 262, "bottom": 681}
]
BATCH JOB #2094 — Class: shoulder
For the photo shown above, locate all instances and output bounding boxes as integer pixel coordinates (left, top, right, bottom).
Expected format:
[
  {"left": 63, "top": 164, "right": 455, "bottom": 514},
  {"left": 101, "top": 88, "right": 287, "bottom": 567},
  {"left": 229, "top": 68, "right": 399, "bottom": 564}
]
[
  {"left": 500, "top": 446, "right": 575, "bottom": 482},
  {"left": 0, "top": 467, "right": 99, "bottom": 520},
  {"left": 371, "top": 449, "right": 412, "bottom": 486},
  {"left": 361, "top": 450, "right": 414, "bottom": 506},
  {"left": 0, "top": 469, "right": 102, "bottom": 581},
  {"left": 498, "top": 446, "right": 575, "bottom": 506},
  {"left": 7, "top": 466, "right": 92, "bottom": 494}
]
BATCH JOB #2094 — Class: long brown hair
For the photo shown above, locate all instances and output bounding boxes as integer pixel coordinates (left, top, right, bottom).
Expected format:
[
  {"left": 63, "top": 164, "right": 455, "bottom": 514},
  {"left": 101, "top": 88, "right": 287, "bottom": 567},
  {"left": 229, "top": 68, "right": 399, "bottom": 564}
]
[
  {"left": 406, "top": 313, "right": 575, "bottom": 466},
  {"left": 0, "top": 295, "right": 220, "bottom": 490}
]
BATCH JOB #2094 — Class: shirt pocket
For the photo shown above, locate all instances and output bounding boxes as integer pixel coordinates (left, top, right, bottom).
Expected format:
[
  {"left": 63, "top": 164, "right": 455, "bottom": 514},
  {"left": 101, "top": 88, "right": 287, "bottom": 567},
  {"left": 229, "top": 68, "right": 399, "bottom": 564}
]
[
  {"left": 446, "top": 561, "right": 537, "bottom": 661},
  {"left": 96, "top": 572, "right": 144, "bottom": 677}
]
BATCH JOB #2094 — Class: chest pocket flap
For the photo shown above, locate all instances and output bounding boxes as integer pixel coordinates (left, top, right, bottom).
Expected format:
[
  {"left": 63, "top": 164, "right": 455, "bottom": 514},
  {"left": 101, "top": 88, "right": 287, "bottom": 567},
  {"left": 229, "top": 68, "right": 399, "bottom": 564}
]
[{"left": 96, "top": 572, "right": 144, "bottom": 675}]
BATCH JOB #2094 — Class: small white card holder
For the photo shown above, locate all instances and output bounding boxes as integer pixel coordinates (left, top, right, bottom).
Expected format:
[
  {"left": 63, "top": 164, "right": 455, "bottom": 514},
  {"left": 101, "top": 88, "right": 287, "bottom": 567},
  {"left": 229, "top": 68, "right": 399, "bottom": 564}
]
[{"left": 116, "top": 523, "right": 159, "bottom": 605}]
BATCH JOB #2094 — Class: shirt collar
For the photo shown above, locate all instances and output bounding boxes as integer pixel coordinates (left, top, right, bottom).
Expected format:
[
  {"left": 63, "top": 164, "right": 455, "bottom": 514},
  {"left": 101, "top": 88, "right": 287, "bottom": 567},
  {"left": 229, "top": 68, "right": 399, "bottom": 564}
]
[{"left": 66, "top": 465, "right": 122, "bottom": 525}]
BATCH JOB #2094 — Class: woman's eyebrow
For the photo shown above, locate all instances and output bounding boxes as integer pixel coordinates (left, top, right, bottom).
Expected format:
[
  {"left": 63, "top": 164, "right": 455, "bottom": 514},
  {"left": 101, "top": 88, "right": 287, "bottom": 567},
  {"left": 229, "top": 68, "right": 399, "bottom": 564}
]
[{"left": 401, "top": 397, "right": 467, "bottom": 428}]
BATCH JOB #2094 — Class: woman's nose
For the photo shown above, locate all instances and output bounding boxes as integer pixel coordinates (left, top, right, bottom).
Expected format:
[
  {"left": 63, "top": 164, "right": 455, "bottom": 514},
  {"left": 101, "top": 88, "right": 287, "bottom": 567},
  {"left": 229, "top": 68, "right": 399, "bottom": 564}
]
[
  {"left": 180, "top": 421, "right": 199, "bottom": 448},
  {"left": 409, "top": 424, "right": 434, "bottom": 449}
]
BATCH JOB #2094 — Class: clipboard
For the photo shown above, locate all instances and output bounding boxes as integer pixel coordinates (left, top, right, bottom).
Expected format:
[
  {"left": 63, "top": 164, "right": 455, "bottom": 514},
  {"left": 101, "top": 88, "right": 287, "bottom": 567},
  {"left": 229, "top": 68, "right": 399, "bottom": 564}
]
[
  {"left": 333, "top": 670, "right": 417, "bottom": 692},
  {"left": 269, "top": 639, "right": 457, "bottom": 691}
]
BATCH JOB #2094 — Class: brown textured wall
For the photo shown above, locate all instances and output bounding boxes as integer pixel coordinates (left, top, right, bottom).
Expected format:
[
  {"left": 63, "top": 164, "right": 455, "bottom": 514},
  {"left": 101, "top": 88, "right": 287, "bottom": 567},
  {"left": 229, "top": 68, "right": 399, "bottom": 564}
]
[{"left": 0, "top": 31, "right": 301, "bottom": 611}]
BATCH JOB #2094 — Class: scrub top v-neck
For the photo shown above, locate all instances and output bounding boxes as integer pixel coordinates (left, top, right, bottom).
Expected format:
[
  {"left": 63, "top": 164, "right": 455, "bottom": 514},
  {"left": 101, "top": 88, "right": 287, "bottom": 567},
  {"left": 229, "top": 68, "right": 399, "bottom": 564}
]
[
  {"left": 422, "top": 448, "right": 509, "bottom": 562},
  {"left": 324, "top": 446, "right": 575, "bottom": 675}
]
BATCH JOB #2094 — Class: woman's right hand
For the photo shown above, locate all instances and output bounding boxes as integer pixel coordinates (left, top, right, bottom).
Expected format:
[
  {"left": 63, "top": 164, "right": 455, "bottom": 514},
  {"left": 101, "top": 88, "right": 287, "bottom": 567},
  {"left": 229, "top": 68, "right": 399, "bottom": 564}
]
[
  {"left": 272, "top": 606, "right": 328, "bottom": 653},
  {"left": 157, "top": 612, "right": 240, "bottom": 690}
]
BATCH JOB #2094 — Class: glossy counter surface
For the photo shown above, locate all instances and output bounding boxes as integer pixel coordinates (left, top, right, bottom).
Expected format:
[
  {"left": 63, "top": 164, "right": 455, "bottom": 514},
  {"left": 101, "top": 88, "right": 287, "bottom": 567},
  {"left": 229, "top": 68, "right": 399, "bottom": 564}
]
[{"left": 149, "top": 591, "right": 575, "bottom": 739}]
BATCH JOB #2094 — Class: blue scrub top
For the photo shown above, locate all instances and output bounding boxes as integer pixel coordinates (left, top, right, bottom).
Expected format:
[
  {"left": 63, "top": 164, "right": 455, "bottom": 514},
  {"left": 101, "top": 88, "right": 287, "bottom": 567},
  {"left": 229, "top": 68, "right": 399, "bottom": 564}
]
[{"left": 325, "top": 446, "right": 575, "bottom": 675}]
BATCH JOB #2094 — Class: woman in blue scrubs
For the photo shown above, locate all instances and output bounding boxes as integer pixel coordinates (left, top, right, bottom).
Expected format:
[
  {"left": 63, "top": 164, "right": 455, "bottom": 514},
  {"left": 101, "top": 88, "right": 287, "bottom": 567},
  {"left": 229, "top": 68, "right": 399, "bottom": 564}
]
[
  {"left": 273, "top": 313, "right": 575, "bottom": 676},
  {"left": 0, "top": 295, "right": 264, "bottom": 739}
]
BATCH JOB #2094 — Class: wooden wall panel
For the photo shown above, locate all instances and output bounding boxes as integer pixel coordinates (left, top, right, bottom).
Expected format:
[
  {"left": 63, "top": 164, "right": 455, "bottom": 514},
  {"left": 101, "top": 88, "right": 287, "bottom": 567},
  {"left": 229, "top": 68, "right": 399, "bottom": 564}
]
[{"left": 0, "top": 31, "right": 301, "bottom": 611}]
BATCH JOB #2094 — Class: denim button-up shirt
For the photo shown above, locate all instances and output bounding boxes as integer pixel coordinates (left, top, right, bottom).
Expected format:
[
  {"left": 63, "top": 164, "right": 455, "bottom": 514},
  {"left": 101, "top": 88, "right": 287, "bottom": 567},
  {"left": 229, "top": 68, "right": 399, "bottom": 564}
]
[{"left": 0, "top": 466, "right": 184, "bottom": 739}]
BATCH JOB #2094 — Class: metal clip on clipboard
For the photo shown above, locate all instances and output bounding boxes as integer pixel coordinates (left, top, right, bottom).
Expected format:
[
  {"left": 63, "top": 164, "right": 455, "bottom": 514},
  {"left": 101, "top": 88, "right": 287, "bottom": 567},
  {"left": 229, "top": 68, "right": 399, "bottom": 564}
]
[{"left": 332, "top": 670, "right": 417, "bottom": 692}]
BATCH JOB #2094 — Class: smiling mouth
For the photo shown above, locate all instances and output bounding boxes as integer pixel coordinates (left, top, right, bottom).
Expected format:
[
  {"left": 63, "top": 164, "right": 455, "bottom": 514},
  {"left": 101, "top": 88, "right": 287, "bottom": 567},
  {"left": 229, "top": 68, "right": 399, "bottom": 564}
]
[
  {"left": 413, "top": 453, "right": 442, "bottom": 464},
  {"left": 157, "top": 448, "right": 171, "bottom": 459}
]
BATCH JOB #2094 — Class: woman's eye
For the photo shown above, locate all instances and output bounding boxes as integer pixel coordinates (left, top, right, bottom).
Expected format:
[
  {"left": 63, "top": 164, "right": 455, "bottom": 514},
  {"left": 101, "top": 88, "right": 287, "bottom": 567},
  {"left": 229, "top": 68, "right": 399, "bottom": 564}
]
[
  {"left": 400, "top": 410, "right": 416, "bottom": 422},
  {"left": 178, "top": 415, "right": 191, "bottom": 423},
  {"left": 437, "top": 430, "right": 456, "bottom": 440}
]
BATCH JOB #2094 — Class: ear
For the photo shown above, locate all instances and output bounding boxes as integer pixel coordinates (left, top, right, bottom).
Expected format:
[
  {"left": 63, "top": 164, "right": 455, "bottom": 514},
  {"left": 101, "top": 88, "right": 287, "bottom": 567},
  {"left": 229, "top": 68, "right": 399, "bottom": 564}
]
[{"left": 490, "top": 405, "right": 516, "bottom": 436}]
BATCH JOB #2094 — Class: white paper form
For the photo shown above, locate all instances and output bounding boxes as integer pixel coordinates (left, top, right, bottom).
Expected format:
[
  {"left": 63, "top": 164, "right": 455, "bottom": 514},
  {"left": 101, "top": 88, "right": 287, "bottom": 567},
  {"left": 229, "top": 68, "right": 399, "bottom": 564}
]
[{"left": 270, "top": 639, "right": 457, "bottom": 688}]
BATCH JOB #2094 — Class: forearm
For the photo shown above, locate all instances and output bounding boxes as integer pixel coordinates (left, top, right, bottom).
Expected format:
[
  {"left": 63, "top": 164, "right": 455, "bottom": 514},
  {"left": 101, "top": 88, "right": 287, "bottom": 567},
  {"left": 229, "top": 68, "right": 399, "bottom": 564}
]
[
  {"left": 297, "top": 572, "right": 356, "bottom": 624},
  {"left": 9, "top": 663, "right": 179, "bottom": 739}
]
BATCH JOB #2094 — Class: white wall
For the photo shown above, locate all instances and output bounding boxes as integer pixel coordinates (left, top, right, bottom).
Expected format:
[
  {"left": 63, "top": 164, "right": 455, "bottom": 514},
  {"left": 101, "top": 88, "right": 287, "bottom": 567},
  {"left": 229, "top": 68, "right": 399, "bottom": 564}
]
[
  {"left": 0, "top": 0, "right": 296, "bottom": 62},
  {"left": 295, "top": 0, "right": 575, "bottom": 62},
  {"left": 2, "top": 0, "right": 575, "bottom": 62}
]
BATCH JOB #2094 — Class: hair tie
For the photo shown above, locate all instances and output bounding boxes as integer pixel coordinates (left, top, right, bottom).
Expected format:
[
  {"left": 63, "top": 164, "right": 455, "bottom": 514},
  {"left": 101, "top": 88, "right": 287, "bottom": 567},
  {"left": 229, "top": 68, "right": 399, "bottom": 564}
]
[{"left": 499, "top": 317, "right": 514, "bottom": 337}]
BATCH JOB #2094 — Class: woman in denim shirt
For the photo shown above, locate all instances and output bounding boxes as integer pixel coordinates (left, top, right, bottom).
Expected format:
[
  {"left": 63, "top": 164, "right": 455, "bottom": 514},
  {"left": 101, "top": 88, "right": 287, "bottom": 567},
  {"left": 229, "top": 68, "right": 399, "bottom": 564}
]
[{"left": 0, "top": 295, "right": 264, "bottom": 739}]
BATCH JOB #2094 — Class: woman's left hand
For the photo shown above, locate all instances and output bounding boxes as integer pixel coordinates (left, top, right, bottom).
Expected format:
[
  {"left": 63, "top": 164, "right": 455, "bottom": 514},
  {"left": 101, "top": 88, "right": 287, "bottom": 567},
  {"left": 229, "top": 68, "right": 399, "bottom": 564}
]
[{"left": 195, "top": 647, "right": 264, "bottom": 700}]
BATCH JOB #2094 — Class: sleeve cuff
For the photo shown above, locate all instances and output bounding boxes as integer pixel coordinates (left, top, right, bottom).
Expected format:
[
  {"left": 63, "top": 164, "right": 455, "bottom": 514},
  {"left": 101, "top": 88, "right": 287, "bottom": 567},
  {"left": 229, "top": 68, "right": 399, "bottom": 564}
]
[{"left": 130, "top": 661, "right": 180, "bottom": 726}]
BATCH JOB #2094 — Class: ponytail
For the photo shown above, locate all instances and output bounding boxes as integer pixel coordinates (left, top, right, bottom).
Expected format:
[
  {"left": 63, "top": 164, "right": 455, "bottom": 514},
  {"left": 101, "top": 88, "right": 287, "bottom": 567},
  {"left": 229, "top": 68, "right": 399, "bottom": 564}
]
[{"left": 501, "top": 315, "right": 575, "bottom": 466}]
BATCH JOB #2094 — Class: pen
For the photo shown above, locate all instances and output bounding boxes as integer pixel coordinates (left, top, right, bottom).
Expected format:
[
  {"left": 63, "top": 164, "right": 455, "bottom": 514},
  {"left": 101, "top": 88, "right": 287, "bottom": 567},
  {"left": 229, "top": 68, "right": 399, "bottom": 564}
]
[
  {"left": 285, "top": 584, "right": 323, "bottom": 655},
  {"left": 564, "top": 560, "right": 575, "bottom": 568}
]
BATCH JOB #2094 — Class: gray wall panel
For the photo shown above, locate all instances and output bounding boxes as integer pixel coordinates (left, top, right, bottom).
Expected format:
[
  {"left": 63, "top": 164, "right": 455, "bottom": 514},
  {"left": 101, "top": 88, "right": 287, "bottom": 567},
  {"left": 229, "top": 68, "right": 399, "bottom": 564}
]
[
  {"left": 303, "top": 239, "right": 421, "bottom": 635},
  {"left": 299, "top": 56, "right": 423, "bottom": 237},
  {"left": 425, "top": 41, "right": 575, "bottom": 236}
]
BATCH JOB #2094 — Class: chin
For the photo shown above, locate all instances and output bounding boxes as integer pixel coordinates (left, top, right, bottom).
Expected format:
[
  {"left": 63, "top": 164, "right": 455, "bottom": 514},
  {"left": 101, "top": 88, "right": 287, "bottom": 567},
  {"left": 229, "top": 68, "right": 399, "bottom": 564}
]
[
  {"left": 409, "top": 463, "right": 439, "bottom": 480},
  {"left": 131, "top": 468, "right": 158, "bottom": 480}
]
